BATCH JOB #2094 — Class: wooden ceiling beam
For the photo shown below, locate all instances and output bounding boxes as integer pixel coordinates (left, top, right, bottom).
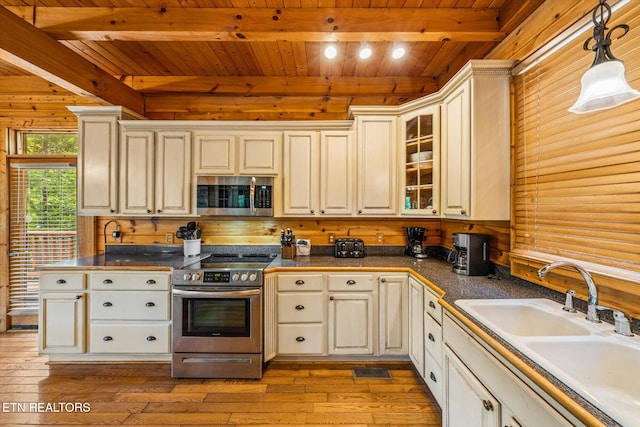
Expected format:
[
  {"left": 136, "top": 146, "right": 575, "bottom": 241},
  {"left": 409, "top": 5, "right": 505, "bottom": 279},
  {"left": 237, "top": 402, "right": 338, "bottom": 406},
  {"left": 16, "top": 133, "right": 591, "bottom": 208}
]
[
  {"left": 125, "top": 75, "right": 438, "bottom": 96},
  {"left": 19, "top": 7, "right": 504, "bottom": 42},
  {"left": 0, "top": 6, "right": 145, "bottom": 116}
]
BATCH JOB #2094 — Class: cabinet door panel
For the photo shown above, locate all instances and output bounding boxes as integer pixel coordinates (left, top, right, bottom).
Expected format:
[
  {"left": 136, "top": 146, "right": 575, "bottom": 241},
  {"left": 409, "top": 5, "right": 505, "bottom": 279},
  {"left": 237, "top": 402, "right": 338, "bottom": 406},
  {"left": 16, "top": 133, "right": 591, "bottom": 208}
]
[
  {"left": 278, "top": 324, "right": 324, "bottom": 355},
  {"left": 239, "top": 133, "right": 280, "bottom": 175},
  {"left": 39, "top": 292, "right": 85, "bottom": 354},
  {"left": 328, "top": 293, "right": 374, "bottom": 354},
  {"left": 409, "top": 278, "right": 424, "bottom": 375},
  {"left": 119, "top": 131, "right": 155, "bottom": 214},
  {"left": 155, "top": 131, "right": 192, "bottom": 215},
  {"left": 283, "top": 132, "right": 318, "bottom": 215},
  {"left": 194, "top": 133, "right": 235, "bottom": 174},
  {"left": 320, "top": 131, "right": 353, "bottom": 215},
  {"left": 379, "top": 275, "right": 408, "bottom": 355}
]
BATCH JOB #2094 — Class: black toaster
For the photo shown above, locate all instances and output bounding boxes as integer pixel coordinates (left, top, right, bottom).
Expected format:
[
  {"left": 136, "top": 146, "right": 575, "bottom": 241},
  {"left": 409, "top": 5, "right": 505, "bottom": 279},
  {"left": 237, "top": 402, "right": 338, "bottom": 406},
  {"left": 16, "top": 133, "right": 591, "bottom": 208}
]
[{"left": 334, "top": 238, "right": 366, "bottom": 258}]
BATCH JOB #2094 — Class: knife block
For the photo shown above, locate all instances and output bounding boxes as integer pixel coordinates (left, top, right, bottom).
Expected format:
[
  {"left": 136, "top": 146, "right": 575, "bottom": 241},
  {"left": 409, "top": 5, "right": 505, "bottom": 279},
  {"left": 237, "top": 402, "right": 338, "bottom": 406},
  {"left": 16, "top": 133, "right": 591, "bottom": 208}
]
[{"left": 281, "top": 245, "right": 296, "bottom": 259}]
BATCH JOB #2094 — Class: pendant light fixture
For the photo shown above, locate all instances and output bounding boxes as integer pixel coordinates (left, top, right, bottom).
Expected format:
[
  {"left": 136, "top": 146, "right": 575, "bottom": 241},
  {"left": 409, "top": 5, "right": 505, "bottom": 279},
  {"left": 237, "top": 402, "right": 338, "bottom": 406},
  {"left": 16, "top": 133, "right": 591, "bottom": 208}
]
[{"left": 569, "top": 0, "right": 640, "bottom": 114}]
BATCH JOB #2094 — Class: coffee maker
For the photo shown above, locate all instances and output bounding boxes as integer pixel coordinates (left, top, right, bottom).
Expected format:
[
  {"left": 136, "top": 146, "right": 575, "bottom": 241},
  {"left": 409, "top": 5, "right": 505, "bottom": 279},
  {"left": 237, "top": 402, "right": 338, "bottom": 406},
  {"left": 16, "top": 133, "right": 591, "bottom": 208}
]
[
  {"left": 451, "top": 233, "right": 491, "bottom": 276},
  {"left": 406, "top": 227, "right": 428, "bottom": 259}
]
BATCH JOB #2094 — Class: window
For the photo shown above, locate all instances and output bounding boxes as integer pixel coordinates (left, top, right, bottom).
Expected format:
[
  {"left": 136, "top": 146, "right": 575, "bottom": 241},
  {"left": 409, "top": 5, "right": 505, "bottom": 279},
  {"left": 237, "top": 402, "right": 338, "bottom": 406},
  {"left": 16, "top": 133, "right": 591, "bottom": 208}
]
[{"left": 7, "top": 132, "right": 77, "bottom": 325}]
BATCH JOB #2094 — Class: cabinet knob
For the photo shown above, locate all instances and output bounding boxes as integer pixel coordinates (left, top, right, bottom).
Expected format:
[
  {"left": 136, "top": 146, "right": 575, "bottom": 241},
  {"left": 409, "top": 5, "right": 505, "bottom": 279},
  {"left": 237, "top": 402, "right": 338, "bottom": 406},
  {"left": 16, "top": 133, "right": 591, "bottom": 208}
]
[
  {"left": 295, "top": 280, "right": 305, "bottom": 285},
  {"left": 157, "top": 209, "right": 162, "bottom": 213},
  {"left": 358, "top": 210, "right": 362, "bottom": 214},
  {"left": 295, "top": 305, "right": 305, "bottom": 311},
  {"left": 146, "top": 279, "right": 156, "bottom": 285},
  {"left": 56, "top": 279, "right": 66, "bottom": 284},
  {"left": 321, "top": 210, "right": 325, "bottom": 214},
  {"left": 103, "top": 279, "right": 113, "bottom": 284},
  {"left": 103, "top": 302, "right": 113, "bottom": 307},
  {"left": 432, "top": 209, "right": 437, "bottom": 214},
  {"left": 429, "top": 301, "right": 436, "bottom": 309},
  {"left": 461, "top": 209, "right": 467, "bottom": 215},
  {"left": 146, "top": 302, "right": 155, "bottom": 307},
  {"left": 428, "top": 333, "right": 435, "bottom": 342},
  {"left": 329, "top": 296, "right": 335, "bottom": 301},
  {"left": 380, "top": 278, "right": 386, "bottom": 283},
  {"left": 110, "top": 209, "right": 115, "bottom": 213},
  {"left": 429, "top": 372, "right": 437, "bottom": 382},
  {"left": 310, "top": 210, "right": 315, "bottom": 214},
  {"left": 295, "top": 336, "right": 305, "bottom": 342},
  {"left": 103, "top": 336, "right": 113, "bottom": 341},
  {"left": 146, "top": 209, "right": 152, "bottom": 213},
  {"left": 76, "top": 295, "right": 82, "bottom": 299},
  {"left": 482, "top": 400, "right": 494, "bottom": 411},
  {"left": 146, "top": 336, "right": 157, "bottom": 341},
  {"left": 346, "top": 279, "right": 356, "bottom": 285}
]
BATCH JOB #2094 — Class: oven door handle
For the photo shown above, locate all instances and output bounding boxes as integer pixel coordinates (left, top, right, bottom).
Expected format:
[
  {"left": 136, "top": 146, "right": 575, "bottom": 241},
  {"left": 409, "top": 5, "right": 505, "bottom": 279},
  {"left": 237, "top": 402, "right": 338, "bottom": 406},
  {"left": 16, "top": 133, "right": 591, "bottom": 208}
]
[{"left": 172, "top": 288, "right": 261, "bottom": 298}]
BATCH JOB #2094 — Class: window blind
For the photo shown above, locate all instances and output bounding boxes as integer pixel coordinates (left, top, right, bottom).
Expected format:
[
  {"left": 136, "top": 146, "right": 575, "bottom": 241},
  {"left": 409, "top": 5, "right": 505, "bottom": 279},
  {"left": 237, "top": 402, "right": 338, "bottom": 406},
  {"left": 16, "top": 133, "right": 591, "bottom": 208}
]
[
  {"left": 8, "top": 160, "right": 77, "bottom": 317},
  {"left": 512, "top": 2, "right": 640, "bottom": 275}
]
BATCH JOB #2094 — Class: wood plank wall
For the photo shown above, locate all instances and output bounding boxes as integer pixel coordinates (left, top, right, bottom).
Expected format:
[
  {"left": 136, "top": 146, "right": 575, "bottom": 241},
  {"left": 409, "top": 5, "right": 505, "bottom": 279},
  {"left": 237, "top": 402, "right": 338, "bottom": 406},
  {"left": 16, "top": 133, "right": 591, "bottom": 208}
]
[
  {"left": 0, "top": 128, "right": 8, "bottom": 332},
  {"left": 95, "top": 216, "right": 512, "bottom": 266}
]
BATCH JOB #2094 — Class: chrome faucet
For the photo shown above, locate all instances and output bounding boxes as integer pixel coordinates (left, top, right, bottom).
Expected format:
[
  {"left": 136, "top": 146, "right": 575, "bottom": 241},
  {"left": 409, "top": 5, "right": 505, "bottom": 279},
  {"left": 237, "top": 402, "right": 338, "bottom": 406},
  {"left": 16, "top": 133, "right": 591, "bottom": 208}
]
[{"left": 537, "top": 261, "right": 600, "bottom": 323}]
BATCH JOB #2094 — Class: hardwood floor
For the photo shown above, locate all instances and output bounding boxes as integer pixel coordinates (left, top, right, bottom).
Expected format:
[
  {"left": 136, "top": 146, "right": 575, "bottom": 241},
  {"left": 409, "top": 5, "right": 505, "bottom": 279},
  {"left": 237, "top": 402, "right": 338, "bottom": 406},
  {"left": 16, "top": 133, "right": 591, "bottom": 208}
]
[{"left": 0, "top": 331, "right": 442, "bottom": 426}]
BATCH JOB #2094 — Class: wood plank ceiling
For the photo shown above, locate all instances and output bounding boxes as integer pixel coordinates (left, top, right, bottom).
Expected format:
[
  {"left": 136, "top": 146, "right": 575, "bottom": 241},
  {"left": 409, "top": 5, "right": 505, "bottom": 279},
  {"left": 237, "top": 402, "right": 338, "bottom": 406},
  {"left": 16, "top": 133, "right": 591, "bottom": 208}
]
[{"left": 0, "top": 0, "right": 546, "bottom": 126}]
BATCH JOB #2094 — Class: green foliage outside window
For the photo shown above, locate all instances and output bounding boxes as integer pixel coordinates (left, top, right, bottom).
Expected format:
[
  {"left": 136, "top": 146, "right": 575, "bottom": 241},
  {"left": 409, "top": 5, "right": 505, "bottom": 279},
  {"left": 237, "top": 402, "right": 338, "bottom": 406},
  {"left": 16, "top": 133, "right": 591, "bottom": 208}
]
[{"left": 24, "top": 133, "right": 77, "bottom": 155}]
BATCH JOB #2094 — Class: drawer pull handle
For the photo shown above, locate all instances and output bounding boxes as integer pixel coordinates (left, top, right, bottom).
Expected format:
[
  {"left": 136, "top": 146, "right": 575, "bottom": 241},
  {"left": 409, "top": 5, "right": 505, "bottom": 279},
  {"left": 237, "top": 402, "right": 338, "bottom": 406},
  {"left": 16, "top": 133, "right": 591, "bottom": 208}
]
[
  {"left": 430, "top": 372, "right": 437, "bottom": 382},
  {"left": 295, "top": 305, "right": 305, "bottom": 310},
  {"left": 146, "top": 302, "right": 155, "bottom": 307},
  {"left": 146, "top": 279, "right": 156, "bottom": 285},
  {"left": 103, "top": 336, "right": 113, "bottom": 341},
  {"left": 146, "top": 336, "right": 157, "bottom": 341},
  {"left": 346, "top": 279, "right": 356, "bottom": 285},
  {"left": 483, "top": 400, "right": 494, "bottom": 411},
  {"left": 428, "top": 333, "right": 435, "bottom": 342},
  {"left": 56, "top": 279, "right": 66, "bottom": 284},
  {"left": 103, "top": 302, "right": 113, "bottom": 307},
  {"left": 295, "top": 336, "right": 305, "bottom": 342},
  {"left": 295, "top": 280, "right": 305, "bottom": 285},
  {"left": 103, "top": 279, "right": 113, "bottom": 284},
  {"left": 429, "top": 301, "right": 436, "bottom": 309}
]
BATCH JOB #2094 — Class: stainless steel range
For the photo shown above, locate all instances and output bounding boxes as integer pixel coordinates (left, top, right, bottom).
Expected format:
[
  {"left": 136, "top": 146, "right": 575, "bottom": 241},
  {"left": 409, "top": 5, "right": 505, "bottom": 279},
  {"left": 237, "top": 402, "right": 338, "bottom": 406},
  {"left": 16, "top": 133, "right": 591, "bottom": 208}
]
[{"left": 171, "top": 250, "right": 277, "bottom": 379}]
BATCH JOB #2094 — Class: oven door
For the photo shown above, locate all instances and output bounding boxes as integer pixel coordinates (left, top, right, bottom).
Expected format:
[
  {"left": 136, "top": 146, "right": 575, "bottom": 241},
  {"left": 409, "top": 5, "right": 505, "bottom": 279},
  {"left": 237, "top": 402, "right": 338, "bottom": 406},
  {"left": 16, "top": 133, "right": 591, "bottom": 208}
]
[{"left": 172, "top": 287, "right": 262, "bottom": 354}]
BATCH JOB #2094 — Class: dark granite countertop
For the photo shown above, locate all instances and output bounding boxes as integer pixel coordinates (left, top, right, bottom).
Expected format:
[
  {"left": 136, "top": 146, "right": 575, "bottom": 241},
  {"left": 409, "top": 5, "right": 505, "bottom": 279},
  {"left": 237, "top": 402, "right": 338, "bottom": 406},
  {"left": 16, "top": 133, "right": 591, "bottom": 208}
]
[{"left": 38, "top": 245, "right": 619, "bottom": 426}]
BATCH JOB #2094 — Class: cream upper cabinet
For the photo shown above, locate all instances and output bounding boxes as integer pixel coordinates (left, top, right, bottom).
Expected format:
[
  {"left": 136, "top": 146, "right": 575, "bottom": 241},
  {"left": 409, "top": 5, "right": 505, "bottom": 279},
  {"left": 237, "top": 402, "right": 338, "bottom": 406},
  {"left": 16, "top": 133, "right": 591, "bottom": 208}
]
[
  {"left": 193, "top": 133, "right": 236, "bottom": 174},
  {"left": 400, "top": 105, "right": 441, "bottom": 216},
  {"left": 440, "top": 61, "right": 512, "bottom": 220},
  {"left": 355, "top": 115, "right": 397, "bottom": 215},
  {"left": 120, "top": 130, "right": 192, "bottom": 215},
  {"left": 238, "top": 133, "right": 281, "bottom": 175},
  {"left": 282, "top": 131, "right": 319, "bottom": 215},
  {"left": 282, "top": 130, "right": 353, "bottom": 216}
]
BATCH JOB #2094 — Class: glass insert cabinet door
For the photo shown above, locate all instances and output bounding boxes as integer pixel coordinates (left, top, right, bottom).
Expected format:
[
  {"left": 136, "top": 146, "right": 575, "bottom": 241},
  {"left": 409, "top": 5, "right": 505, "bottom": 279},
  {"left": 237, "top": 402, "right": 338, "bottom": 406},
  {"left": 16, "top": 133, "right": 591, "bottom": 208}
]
[{"left": 402, "top": 106, "right": 440, "bottom": 215}]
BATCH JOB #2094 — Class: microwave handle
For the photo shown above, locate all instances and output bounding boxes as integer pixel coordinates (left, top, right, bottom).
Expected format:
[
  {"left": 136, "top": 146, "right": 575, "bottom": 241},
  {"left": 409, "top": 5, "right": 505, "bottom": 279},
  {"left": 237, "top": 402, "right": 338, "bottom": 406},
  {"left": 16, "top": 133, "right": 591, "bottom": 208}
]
[{"left": 250, "top": 176, "right": 256, "bottom": 215}]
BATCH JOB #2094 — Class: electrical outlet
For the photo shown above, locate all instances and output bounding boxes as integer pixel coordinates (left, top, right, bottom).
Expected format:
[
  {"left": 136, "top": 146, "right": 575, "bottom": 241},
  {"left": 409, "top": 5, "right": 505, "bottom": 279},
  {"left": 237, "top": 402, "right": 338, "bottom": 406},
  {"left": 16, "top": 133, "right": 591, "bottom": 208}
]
[
  {"left": 376, "top": 233, "right": 384, "bottom": 243},
  {"left": 328, "top": 233, "right": 335, "bottom": 244},
  {"left": 166, "top": 232, "right": 174, "bottom": 244}
]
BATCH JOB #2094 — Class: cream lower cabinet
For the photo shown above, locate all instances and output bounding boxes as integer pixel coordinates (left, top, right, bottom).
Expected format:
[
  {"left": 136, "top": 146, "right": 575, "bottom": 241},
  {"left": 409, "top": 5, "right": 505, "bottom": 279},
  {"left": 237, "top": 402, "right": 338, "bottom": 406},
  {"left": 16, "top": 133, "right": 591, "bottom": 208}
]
[
  {"left": 443, "top": 313, "right": 582, "bottom": 427},
  {"left": 328, "top": 274, "right": 375, "bottom": 354},
  {"left": 408, "top": 277, "right": 425, "bottom": 376},
  {"left": 39, "top": 272, "right": 87, "bottom": 354},
  {"left": 89, "top": 271, "right": 171, "bottom": 356},
  {"left": 378, "top": 274, "right": 408, "bottom": 355}
]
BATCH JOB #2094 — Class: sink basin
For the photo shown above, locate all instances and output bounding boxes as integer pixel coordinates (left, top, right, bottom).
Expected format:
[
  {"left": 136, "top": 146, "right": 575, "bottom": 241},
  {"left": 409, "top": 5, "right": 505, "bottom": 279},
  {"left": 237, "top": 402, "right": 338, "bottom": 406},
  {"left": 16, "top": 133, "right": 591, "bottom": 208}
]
[
  {"left": 526, "top": 338, "right": 640, "bottom": 427},
  {"left": 455, "top": 298, "right": 591, "bottom": 337},
  {"left": 455, "top": 298, "right": 640, "bottom": 426}
]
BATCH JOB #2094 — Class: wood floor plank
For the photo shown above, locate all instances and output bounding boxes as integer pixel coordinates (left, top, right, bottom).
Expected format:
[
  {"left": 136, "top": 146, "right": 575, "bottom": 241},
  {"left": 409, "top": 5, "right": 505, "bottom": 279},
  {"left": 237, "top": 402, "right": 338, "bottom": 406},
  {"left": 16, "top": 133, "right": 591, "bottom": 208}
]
[{"left": 0, "top": 331, "right": 442, "bottom": 426}]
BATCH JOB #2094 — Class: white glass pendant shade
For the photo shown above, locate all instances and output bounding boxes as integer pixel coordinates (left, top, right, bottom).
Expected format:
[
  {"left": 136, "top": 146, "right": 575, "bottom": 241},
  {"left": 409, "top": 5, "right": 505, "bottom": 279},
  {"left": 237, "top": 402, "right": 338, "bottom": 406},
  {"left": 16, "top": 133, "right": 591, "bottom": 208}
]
[{"left": 569, "top": 60, "right": 640, "bottom": 113}]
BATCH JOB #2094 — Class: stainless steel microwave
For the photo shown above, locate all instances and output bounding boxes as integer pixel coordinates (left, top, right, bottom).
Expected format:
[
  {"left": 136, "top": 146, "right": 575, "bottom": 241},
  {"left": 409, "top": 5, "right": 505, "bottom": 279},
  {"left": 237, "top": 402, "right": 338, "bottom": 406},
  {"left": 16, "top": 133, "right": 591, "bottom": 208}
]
[{"left": 196, "top": 176, "right": 274, "bottom": 216}]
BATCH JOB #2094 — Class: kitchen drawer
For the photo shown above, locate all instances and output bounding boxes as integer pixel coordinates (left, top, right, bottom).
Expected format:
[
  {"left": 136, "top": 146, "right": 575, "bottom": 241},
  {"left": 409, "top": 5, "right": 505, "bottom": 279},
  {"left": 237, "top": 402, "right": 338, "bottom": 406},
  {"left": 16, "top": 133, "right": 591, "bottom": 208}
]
[
  {"left": 424, "top": 351, "right": 443, "bottom": 406},
  {"left": 328, "top": 274, "right": 374, "bottom": 291},
  {"left": 90, "top": 323, "right": 170, "bottom": 354},
  {"left": 91, "top": 291, "right": 170, "bottom": 320},
  {"left": 423, "top": 289, "right": 442, "bottom": 324},
  {"left": 277, "top": 274, "right": 323, "bottom": 292},
  {"left": 278, "top": 293, "right": 324, "bottom": 323},
  {"left": 40, "top": 272, "right": 86, "bottom": 291},
  {"left": 424, "top": 311, "right": 443, "bottom": 366},
  {"left": 90, "top": 272, "right": 170, "bottom": 290},
  {"left": 278, "top": 324, "right": 324, "bottom": 355}
]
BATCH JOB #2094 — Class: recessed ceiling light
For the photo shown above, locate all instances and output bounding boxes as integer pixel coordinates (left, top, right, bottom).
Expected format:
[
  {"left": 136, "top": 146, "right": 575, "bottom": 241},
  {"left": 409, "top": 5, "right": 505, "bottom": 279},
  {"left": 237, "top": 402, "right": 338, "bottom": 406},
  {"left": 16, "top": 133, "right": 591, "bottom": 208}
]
[
  {"left": 359, "top": 44, "right": 372, "bottom": 59},
  {"left": 392, "top": 46, "right": 406, "bottom": 59},
  {"left": 324, "top": 45, "right": 337, "bottom": 59}
]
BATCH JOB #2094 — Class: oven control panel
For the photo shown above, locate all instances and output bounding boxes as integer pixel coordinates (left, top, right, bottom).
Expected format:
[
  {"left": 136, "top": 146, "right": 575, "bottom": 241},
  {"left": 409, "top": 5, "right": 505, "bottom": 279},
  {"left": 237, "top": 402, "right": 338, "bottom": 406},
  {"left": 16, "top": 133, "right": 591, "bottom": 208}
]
[{"left": 173, "top": 269, "right": 263, "bottom": 286}]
